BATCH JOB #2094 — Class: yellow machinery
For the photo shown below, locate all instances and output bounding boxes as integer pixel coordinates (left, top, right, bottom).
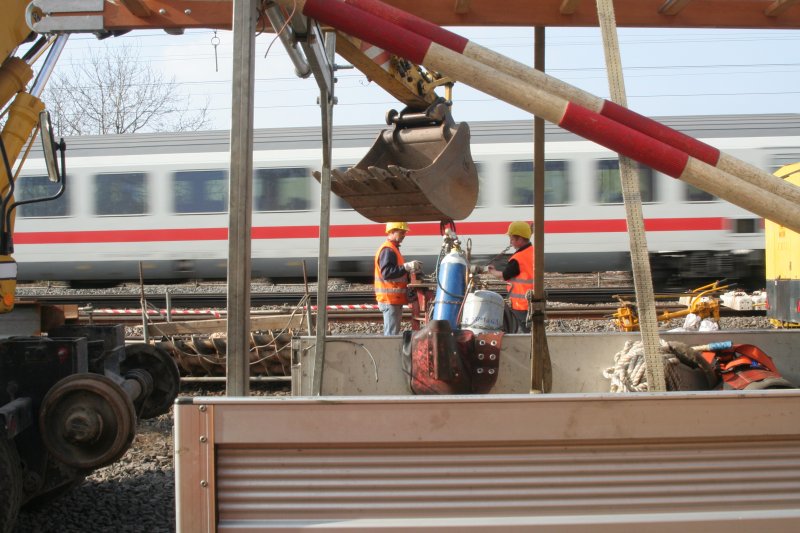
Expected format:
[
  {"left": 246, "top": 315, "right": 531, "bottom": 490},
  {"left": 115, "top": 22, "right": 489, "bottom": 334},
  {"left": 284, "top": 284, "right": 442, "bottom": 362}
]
[
  {"left": 613, "top": 281, "right": 731, "bottom": 332},
  {"left": 1, "top": 0, "right": 68, "bottom": 314},
  {"left": 765, "top": 162, "right": 800, "bottom": 327}
]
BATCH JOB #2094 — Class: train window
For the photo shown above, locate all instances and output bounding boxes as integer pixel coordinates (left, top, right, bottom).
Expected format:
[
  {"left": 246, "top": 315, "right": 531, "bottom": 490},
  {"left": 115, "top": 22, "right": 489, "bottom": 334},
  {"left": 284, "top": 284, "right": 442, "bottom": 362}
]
[
  {"left": 94, "top": 172, "right": 148, "bottom": 215},
  {"left": 596, "top": 160, "right": 654, "bottom": 204},
  {"left": 15, "top": 175, "right": 70, "bottom": 218},
  {"left": 731, "top": 218, "right": 762, "bottom": 234},
  {"left": 173, "top": 170, "right": 228, "bottom": 214},
  {"left": 507, "top": 160, "right": 569, "bottom": 206},
  {"left": 771, "top": 155, "right": 800, "bottom": 172},
  {"left": 254, "top": 167, "right": 311, "bottom": 211},
  {"left": 474, "top": 162, "right": 488, "bottom": 207},
  {"left": 685, "top": 184, "right": 715, "bottom": 202}
]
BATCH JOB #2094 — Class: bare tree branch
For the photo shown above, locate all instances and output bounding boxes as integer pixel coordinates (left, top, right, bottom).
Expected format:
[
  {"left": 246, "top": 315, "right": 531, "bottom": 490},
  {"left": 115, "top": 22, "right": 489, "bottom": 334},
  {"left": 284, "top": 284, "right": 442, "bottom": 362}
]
[{"left": 43, "top": 43, "right": 209, "bottom": 136}]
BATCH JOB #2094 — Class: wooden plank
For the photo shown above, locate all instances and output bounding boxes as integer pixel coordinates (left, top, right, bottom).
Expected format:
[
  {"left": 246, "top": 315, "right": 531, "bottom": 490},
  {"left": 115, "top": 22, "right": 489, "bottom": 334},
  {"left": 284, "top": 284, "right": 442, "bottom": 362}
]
[
  {"left": 766, "top": 0, "right": 800, "bottom": 16},
  {"left": 659, "top": 0, "right": 693, "bottom": 15},
  {"left": 118, "top": 0, "right": 153, "bottom": 18},
  {"left": 147, "top": 314, "right": 304, "bottom": 336},
  {"left": 560, "top": 0, "right": 581, "bottom": 15},
  {"left": 454, "top": 0, "right": 471, "bottom": 14},
  {"left": 98, "top": 0, "right": 800, "bottom": 30}
]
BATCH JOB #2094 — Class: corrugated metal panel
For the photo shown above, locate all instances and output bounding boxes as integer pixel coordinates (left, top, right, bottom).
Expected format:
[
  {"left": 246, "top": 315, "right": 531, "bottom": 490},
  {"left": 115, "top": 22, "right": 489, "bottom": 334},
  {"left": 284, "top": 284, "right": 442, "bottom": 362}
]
[
  {"left": 173, "top": 392, "right": 800, "bottom": 530},
  {"left": 216, "top": 440, "right": 800, "bottom": 522}
]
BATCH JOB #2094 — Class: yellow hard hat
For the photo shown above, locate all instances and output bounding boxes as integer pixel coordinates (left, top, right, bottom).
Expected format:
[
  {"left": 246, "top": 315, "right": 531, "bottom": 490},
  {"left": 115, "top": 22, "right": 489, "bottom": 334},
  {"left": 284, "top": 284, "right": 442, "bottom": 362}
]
[
  {"left": 506, "top": 221, "right": 532, "bottom": 239},
  {"left": 385, "top": 222, "right": 409, "bottom": 234}
]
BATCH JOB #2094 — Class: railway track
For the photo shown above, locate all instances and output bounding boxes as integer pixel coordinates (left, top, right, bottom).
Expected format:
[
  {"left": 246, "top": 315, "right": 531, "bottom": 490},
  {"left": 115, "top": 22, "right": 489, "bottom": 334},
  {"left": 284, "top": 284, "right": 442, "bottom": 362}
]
[
  {"left": 76, "top": 302, "right": 763, "bottom": 327},
  {"left": 18, "top": 284, "right": 763, "bottom": 326},
  {"left": 21, "top": 285, "right": 691, "bottom": 308}
]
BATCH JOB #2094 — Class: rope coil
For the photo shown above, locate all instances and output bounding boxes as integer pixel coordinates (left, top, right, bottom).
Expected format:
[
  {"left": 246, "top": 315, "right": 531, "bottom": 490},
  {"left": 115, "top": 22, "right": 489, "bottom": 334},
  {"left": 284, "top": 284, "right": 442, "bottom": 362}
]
[{"left": 603, "top": 339, "right": 715, "bottom": 392}]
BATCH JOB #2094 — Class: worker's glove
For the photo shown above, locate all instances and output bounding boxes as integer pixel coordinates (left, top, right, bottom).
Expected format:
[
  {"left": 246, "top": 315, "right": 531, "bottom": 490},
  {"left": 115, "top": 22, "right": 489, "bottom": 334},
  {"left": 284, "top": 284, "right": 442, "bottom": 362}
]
[{"left": 403, "top": 260, "right": 423, "bottom": 273}]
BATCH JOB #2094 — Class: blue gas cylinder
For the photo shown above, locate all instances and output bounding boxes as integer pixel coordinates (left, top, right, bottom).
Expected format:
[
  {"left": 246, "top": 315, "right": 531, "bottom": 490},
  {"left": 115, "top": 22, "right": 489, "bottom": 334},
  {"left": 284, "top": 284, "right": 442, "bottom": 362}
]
[{"left": 432, "top": 251, "right": 467, "bottom": 329}]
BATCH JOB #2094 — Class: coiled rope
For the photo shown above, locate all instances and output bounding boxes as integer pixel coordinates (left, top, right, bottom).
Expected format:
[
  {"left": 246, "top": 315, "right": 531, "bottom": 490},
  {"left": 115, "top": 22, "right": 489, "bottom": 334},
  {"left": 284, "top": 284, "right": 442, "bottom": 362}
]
[{"left": 603, "top": 339, "right": 712, "bottom": 392}]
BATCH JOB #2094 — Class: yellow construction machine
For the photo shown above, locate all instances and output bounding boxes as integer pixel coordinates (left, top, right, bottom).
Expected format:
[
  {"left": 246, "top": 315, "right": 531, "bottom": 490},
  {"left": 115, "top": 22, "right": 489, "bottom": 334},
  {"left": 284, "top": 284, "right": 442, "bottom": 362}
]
[
  {"left": 613, "top": 280, "right": 732, "bottom": 332},
  {"left": 0, "top": 0, "right": 68, "bottom": 314}
]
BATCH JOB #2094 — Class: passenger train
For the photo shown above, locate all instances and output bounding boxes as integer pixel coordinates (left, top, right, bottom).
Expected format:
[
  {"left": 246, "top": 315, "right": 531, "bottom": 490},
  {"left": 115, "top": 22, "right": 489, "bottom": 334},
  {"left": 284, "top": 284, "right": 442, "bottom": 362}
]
[{"left": 12, "top": 114, "right": 800, "bottom": 288}]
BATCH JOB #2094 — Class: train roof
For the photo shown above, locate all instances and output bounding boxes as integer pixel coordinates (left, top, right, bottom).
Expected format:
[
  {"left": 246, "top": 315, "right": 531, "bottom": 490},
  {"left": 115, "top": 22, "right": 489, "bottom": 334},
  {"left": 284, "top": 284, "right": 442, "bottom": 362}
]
[{"left": 38, "top": 113, "right": 800, "bottom": 158}]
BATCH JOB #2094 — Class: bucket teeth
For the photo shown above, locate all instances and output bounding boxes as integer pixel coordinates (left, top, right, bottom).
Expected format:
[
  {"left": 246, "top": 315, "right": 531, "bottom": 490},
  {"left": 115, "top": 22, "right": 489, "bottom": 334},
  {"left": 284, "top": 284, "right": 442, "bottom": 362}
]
[{"left": 387, "top": 165, "right": 410, "bottom": 178}]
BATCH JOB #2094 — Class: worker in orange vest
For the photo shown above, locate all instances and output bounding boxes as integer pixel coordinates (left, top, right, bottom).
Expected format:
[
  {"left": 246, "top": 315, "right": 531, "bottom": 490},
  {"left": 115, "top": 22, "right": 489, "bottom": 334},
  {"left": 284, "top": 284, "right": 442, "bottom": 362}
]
[
  {"left": 374, "top": 222, "right": 423, "bottom": 335},
  {"left": 487, "top": 221, "right": 533, "bottom": 333}
]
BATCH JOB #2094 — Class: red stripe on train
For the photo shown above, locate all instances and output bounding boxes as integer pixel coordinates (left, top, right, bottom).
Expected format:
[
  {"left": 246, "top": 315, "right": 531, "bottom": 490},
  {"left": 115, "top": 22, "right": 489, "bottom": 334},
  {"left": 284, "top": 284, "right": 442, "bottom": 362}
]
[{"left": 13, "top": 218, "right": 728, "bottom": 245}]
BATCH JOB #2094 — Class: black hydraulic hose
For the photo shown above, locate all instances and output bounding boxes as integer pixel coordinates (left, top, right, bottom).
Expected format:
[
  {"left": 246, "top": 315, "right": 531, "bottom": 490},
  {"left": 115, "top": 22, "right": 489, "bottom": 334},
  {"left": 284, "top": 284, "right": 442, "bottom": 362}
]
[
  {"left": 4, "top": 139, "right": 67, "bottom": 254},
  {"left": 0, "top": 138, "right": 15, "bottom": 254}
]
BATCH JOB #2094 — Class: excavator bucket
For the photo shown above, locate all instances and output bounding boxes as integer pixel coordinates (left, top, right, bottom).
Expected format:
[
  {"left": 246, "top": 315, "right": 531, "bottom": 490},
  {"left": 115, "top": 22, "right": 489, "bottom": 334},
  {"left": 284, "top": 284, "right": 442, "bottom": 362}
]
[{"left": 316, "top": 101, "right": 478, "bottom": 222}]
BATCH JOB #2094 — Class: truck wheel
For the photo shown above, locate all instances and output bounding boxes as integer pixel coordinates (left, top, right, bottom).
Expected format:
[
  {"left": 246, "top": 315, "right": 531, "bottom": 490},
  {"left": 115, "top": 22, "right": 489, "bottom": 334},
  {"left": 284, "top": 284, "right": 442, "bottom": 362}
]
[{"left": 0, "top": 437, "right": 23, "bottom": 533}]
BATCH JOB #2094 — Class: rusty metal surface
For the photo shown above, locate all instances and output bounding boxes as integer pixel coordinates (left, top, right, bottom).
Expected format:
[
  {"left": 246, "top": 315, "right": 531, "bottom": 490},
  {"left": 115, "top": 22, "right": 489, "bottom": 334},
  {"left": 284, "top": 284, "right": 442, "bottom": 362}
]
[
  {"left": 158, "top": 332, "right": 293, "bottom": 377},
  {"left": 39, "top": 373, "right": 136, "bottom": 470},
  {"left": 321, "top": 104, "right": 478, "bottom": 222}
]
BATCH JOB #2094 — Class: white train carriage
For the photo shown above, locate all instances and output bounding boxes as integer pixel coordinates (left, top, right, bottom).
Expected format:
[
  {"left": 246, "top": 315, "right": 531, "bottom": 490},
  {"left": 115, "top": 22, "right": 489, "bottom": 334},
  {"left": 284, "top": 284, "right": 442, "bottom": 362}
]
[{"left": 11, "top": 114, "right": 800, "bottom": 285}]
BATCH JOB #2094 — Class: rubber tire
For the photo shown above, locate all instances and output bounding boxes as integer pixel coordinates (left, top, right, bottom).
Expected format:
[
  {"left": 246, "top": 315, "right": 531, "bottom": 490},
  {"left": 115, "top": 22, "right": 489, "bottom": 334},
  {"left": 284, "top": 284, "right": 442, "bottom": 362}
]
[
  {"left": 0, "top": 437, "right": 23, "bottom": 533},
  {"left": 744, "top": 377, "right": 795, "bottom": 390}
]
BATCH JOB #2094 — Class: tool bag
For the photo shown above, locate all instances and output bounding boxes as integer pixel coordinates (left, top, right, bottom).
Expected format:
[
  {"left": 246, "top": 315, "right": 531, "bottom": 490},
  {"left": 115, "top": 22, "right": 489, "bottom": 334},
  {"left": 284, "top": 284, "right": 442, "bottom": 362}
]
[{"left": 700, "top": 344, "right": 795, "bottom": 390}]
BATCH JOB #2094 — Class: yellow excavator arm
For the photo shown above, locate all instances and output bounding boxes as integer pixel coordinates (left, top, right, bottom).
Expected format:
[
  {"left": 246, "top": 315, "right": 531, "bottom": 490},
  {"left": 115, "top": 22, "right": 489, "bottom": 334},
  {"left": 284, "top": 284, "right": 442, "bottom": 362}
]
[
  {"left": 0, "top": 1, "right": 39, "bottom": 312},
  {"left": 1, "top": 1, "right": 68, "bottom": 313}
]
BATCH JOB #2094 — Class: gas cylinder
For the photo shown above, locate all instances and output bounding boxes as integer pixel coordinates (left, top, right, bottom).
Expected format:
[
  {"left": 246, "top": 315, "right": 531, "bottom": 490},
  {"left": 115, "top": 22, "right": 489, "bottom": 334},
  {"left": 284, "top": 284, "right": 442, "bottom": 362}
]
[
  {"left": 460, "top": 290, "right": 505, "bottom": 334},
  {"left": 432, "top": 250, "right": 467, "bottom": 329}
]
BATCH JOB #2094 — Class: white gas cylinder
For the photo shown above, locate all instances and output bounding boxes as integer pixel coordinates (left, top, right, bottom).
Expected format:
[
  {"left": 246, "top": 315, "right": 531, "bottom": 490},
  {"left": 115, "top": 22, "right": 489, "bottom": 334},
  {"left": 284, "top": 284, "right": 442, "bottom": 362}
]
[{"left": 460, "top": 290, "right": 504, "bottom": 333}]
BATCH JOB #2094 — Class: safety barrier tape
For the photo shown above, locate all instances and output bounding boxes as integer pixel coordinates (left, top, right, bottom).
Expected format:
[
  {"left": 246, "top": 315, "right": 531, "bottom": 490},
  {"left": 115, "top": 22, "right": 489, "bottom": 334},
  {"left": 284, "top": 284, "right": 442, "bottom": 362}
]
[
  {"left": 88, "top": 305, "right": 407, "bottom": 317},
  {"left": 91, "top": 309, "right": 224, "bottom": 318}
]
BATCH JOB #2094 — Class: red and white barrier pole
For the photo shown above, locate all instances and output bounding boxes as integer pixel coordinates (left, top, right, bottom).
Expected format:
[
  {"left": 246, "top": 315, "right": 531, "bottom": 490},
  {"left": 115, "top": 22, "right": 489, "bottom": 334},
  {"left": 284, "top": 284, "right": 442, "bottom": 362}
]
[
  {"left": 278, "top": 0, "right": 800, "bottom": 232},
  {"left": 336, "top": 0, "right": 800, "bottom": 208}
]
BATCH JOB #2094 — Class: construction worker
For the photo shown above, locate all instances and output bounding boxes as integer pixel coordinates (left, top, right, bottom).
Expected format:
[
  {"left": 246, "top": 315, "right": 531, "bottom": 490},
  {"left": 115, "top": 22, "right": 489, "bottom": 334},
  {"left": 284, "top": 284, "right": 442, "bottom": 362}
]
[
  {"left": 374, "top": 222, "right": 422, "bottom": 335},
  {"left": 487, "top": 221, "right": 533, "bottom": 333}
]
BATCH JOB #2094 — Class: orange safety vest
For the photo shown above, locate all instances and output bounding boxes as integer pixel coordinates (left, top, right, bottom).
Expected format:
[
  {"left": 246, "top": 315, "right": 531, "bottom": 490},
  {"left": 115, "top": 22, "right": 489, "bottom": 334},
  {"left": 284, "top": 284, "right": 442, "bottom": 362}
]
[
  {"left": 374, "top": 240, "right": 408, "bottom": 305},
  {"left": 508, "top": 244, "right": 534, "bottom": 311}
]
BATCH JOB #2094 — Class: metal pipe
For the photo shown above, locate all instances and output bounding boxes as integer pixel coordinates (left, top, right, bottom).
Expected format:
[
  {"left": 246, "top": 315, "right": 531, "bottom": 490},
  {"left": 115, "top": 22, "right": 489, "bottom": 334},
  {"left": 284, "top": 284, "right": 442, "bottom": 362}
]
[
  {"left": 165, "top": 290, "right": 172, "bottom": 322},
  {"left": 311, "top": 32, "right": 336, "bottom": 396},
  {"left": 29, "top": 34, "right": 69, "bottom": 98},
  {"left": 22, "top": 35, "right": 51, "bottom": 65},
  {"left": 264, "top": 2, "right": 311, "bottom": 78},
  {"left": 226, "top": 0, "right": 258, "bottom": 397}
]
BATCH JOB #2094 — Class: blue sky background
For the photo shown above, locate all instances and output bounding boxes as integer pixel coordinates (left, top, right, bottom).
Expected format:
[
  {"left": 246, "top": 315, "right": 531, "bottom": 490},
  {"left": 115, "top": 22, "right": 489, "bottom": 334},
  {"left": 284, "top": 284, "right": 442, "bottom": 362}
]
[{"left": 49, "top": 26, "right": 800, "bottom": 131}]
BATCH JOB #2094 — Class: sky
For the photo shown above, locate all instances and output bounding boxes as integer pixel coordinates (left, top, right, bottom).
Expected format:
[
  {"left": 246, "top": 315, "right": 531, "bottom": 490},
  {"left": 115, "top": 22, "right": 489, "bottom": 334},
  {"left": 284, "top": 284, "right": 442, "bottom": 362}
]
[{"left": 44, "top": 25, "right": 800, "bottom": 132}]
